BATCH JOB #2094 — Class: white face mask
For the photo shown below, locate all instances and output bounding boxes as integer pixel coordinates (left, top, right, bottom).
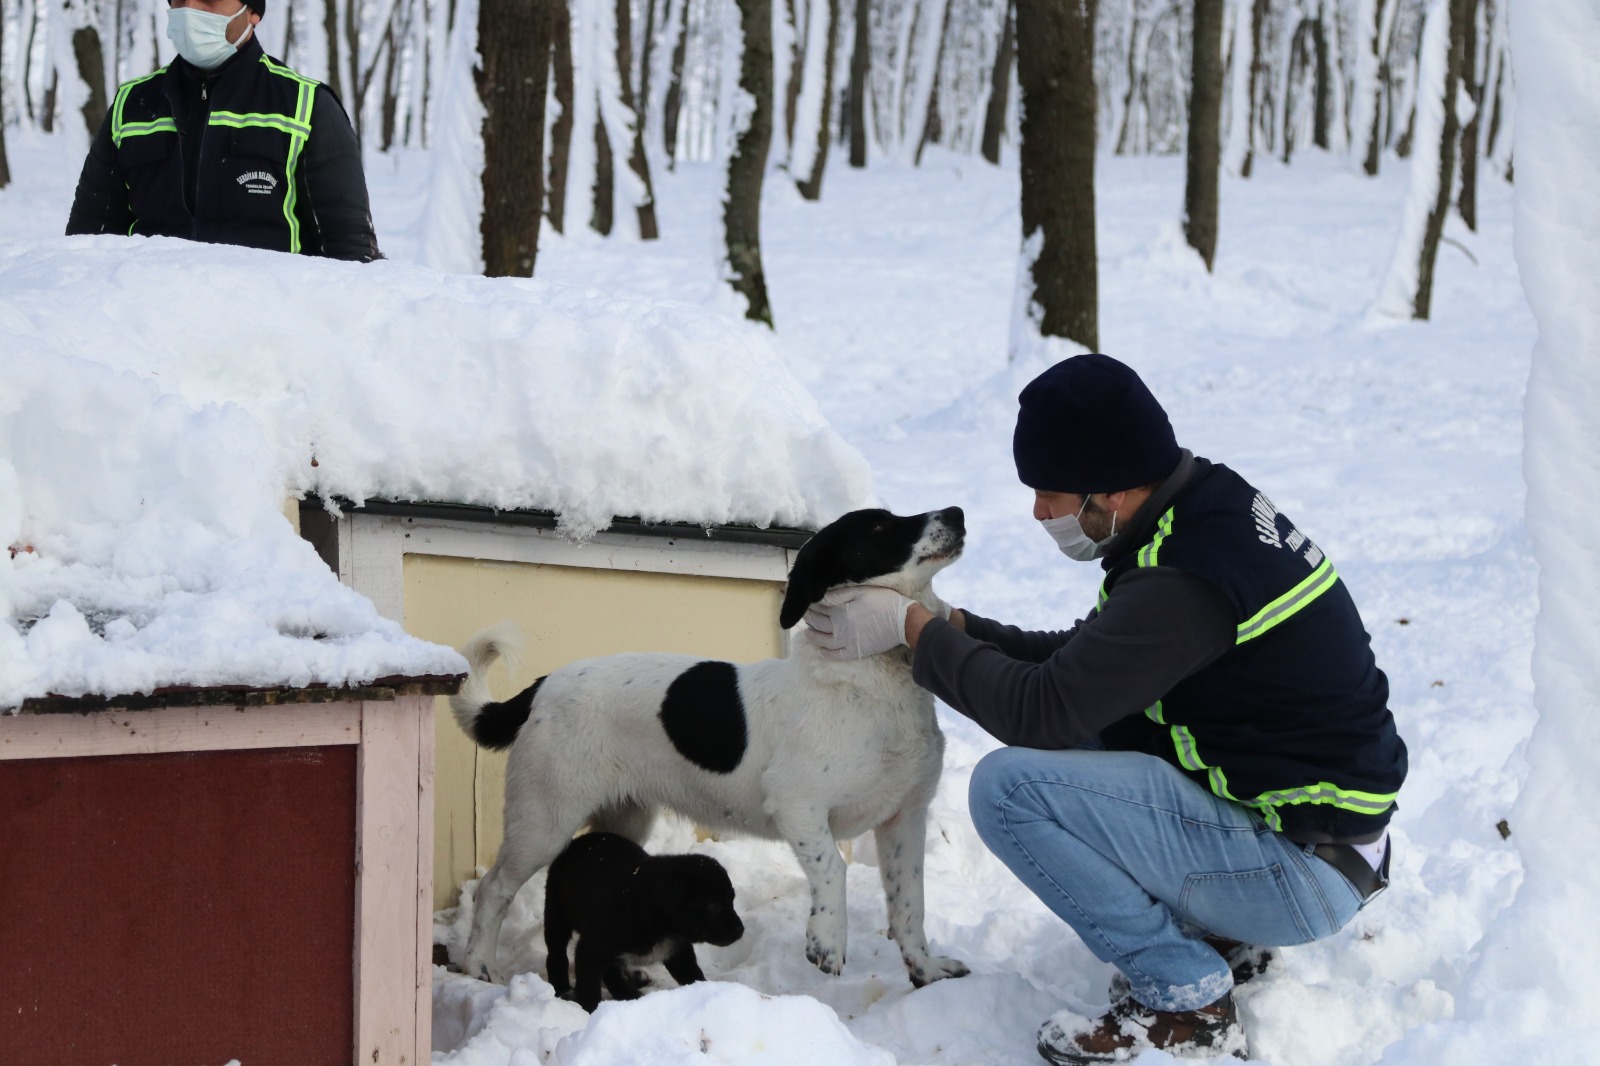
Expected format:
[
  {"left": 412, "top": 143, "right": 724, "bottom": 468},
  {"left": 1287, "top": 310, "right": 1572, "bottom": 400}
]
[
  {"left": 168, "top": 3, "right": 251, "bottom": 71},
  {"left": 1041, "top": 495, "right": 1118, "bottom": 562}
]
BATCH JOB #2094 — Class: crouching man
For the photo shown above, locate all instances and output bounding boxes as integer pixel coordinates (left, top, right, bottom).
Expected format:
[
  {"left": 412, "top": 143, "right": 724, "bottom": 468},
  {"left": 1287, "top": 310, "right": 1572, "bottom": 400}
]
[{"left": 804, "top": 353, "right": 1407, "bottom": 1063}]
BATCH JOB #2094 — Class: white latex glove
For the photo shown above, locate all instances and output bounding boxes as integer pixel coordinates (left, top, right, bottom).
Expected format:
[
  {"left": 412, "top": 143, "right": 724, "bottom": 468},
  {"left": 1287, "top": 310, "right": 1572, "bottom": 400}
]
[{"left": 802, "top": 585, "right": 914, "bottom": 661}]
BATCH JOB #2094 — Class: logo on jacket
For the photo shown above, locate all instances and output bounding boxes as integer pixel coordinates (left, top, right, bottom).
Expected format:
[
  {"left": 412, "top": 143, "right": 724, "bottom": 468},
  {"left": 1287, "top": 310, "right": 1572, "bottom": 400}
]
[
  {"left": 237, "top": 170, "right": 279, "bottom": 196},
  {"left": 1251, "top": 492, "right": 1324, "bottom": 568}
]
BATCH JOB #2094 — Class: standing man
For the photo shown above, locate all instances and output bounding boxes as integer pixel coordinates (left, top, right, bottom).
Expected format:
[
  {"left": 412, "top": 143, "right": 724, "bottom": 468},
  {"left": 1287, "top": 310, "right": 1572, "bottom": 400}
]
[
  {"left": 67, "top": 0, "right": 380, "bottom": 261},
  {"left": 805, "top": 354, "right": 1407, "bottom": 1064}
]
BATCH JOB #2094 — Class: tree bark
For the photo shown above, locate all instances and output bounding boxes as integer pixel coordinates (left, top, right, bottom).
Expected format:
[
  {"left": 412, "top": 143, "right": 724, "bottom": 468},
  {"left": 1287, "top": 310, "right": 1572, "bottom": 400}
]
[
  {"left": 913, "top": 0, "right": 954, "bottom": 164},
  {"left": 663, "top": 0, "right": 690, "bottom": 167},
  {"left": 1311, "top": 3, "right": 1331, "bottom": 149},
  {"left": 547, "top": 0, "right": 574, "bottom": 233},
  {"left": 1015, "top": 0, "right": 1097, "bottom": 350},
  {"left": 592, "top": 114, "right": 615, "bottom": 236},
  {"left": 1457, "top": 0, "right": 1481, "bottom": 230},
  {"left": 847, "top": 0, "right": 869, "bottom": 166},
  {"left": 323, "top": 0, "right": 343, "bottom": 100},
  {"left": 980, "top": 0, "right": 1014, "bottom": 165},
  {"left": 615, "top": 0, "right": 661, "bottom": 238},
  {"left": 72, "top": 26, "right": 109, "bottom": 140},
  {"left": 1360, "top": 0, "right": 1391, "bottom": 175},
  {"left": 0, "top": 10, "right": 10, "bottom": 189},
  {"left": 724, "top": 0, "right": 776, "bottom": 326},
  {"left": 796, "top": 0, "right": 840, "bottom": 199},
  {"left": 1185, "top": 0, "right": 1225, "bottom": 271},
  {"left": 1411, "top": 0, "right": 1469, "bottom": 320},
  {"left": 477, "top": 0, "right": 555, "bottom": 277},
  {"left": 1240, "top": 0, "right": 1268, "bottom": 177}
]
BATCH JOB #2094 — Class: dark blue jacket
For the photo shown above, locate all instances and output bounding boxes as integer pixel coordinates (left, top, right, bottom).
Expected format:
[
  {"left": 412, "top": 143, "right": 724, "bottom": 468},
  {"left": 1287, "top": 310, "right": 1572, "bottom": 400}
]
[
  {"left": 66, "top": 38, "right": 378, "bottom": 261},
  {"left": 1099, "top": 459, "right": 1407, "bottom": 840}
]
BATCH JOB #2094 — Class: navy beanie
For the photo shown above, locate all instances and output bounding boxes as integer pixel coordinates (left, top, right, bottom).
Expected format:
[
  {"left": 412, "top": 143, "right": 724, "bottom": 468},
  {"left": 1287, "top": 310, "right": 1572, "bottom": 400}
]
[{"left": 1012, "top": 354, "right": 1181, "bottom": 494}]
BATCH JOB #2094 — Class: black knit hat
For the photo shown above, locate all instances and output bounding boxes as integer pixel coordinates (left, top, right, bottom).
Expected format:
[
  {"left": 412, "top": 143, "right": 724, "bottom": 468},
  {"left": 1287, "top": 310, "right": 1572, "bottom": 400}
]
[{"left": 1012, "top": 354, "right": 1180, "bottom": 494}]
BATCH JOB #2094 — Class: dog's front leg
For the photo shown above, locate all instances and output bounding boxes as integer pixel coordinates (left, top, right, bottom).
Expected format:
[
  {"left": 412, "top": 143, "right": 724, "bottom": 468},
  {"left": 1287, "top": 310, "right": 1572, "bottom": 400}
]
[
  {"left": 775, "top": 806, "right": 849, "bottom": 976},
  {"left": 875, "top": 808, "right": 970, "bottom": 987}
]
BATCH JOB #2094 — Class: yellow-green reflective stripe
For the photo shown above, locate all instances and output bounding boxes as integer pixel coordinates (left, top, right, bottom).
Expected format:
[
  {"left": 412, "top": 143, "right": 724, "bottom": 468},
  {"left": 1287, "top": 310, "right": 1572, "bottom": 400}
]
[
  {"left": 1137, "top": 508, "right": 1175, "bottom": 568},
  {"left": 1145, "top": 700, "right": 1165, "bottom": 724},
  {"left": 1171, "top": 725, "right": 1205, "bottom": 772},
  {"left": 111, "top": 69, "right": 168, "bottom": 146},
  {"left": 259, "top": 53, "right": 319, "bottom": 87},
  {"left": 208, "top": 111, "right": 312, "bottom": 138},
  {"left": 1249, "top": 782, "right": 1398, "bottom": 815},
  {"left": 278, "top": 82, "right": 313, "bottom": 253},
  {"left": 1236, "top": 558, "right": 1338, "bottom": 645},
  {"left": 114, "top": 118, "right": 177, "bottom": 143}
]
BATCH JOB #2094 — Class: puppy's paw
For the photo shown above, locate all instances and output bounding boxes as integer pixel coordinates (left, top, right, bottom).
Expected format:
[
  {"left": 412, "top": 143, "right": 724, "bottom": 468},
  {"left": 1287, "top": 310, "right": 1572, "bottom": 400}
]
[
  {"left": 907, "top": 954, "right": 970, "bottom": 988},
  {"left": 805, "top": 933, "right": 845, "bottom": 976}
]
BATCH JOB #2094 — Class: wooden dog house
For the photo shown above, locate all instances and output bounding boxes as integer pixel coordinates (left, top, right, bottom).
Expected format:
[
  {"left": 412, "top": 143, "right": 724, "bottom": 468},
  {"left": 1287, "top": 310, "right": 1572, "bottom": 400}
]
[
  {"left": 0, "top": 677, "right": 454, "bottom": 1066},
  {"left": 297, "top": 499, "right": 811, "bottom": 909}
]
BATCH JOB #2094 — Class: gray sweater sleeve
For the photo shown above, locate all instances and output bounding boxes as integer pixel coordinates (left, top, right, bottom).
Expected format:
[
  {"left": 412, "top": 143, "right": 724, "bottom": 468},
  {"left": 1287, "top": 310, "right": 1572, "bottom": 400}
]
[{"left": 912, "top": 567, "right": 1238, "bottom": 749}]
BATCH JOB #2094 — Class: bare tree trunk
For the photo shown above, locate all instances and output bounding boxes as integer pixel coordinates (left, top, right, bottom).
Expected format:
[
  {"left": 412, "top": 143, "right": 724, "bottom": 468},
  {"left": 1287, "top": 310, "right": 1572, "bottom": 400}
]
[
  {"left": 724, "top": 0, "right": 776, "bottom": 326},
  {"left": 345, "top": 0, "right": 364, "bottom": 141},
  {"left": 42, "top": 69, "right": 59, "bottom": 134},
  {"left": 1457, "top": 0, "right": 1481, "bottom": 230},
  {"left": 1311, "top": 2, "right": 1331, "bottom": 149},
  {"left": 0, "top": 11, "right": 10, "bottom": 189},
  {"left": 323, "top": 0, "right": 343, "bottom": 100},
  {"left": 847, "top": 0, "right": 869, "bottom": 166},
  {"left": 980, "top": 0, "right": 1013, "bottom": 165},
  {"left": 1411, "top": 0, "right": 1469, "bottom": 320},
  {"left": 784, "top": 0, "right": 804, "bottom": 149},
  {"left": 1015, "top": 0, "right": 1097, "bottom": 350},
  {"left": 547, "top": 0, "right": 574, "bottom": 233},
  {"left": 592, "top": 114, "right": 615, "bottom": 235},
  {"left": 1185, "top": 0, "right": 1225, "bottom": 271},
  {"left": 1114, "top": 8, "right": 1145, "bottom": 156},
  {"left": 1360, "top": 0, "right": 1390, "bottom": 175},
  {"left": 1281, "top": 17, "right": 1313, "bottom": 163},
  {"left": 477, "top": 0, "right": 555, "bottom": 277},
  {"left": 663, "top": 0, "right": 690, "bottom": 167},
  {"left": 72, "top": 26, "right": 109, "bottom": 139},
  {"left": 796, "top": 0, "right": 840, "bottom": 199},
  {"left": 913, "top": 0, "right": 954, "bottom": 164},
  {"left": 1240, "top": 0, "right": 1269, "bottom": 177},
  {"left": 380, "top": 25, "right": 400, "bottom": 150},
  {"left": 640, "top": 0, "right": 660, "bottom": 121},
  {"left": 615, "top": 0, "right": 661, "bottom": 238}
]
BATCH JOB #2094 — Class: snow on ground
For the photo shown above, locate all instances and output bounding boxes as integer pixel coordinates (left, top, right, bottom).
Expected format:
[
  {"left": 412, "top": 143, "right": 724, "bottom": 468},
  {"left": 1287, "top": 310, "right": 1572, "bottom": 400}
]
[{"left": 0, "top": 126, "right": 1548, "bottom": 1064}]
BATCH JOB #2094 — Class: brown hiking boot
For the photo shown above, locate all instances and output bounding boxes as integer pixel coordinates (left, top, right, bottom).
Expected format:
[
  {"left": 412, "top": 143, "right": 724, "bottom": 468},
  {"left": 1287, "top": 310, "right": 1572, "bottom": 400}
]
[
  {"left": 1107, "top": 936, "right": 1272, "bottom": 1003},
  {"left": 1036, "top": 991, "right": 1248, "bottom": 1064}
]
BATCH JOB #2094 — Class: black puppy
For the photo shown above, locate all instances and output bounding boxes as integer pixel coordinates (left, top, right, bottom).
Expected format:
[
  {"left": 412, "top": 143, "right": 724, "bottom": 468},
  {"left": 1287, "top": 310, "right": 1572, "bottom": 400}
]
[{"left": 543, "top": 832, "right": 744, "bottom": 1012}]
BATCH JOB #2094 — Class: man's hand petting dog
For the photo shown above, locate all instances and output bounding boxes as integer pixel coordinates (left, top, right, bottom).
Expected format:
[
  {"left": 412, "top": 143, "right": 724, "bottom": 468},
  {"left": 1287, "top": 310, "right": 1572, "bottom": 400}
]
[{"left": 804, "top": 585, "right": 954, "bottom": 659}]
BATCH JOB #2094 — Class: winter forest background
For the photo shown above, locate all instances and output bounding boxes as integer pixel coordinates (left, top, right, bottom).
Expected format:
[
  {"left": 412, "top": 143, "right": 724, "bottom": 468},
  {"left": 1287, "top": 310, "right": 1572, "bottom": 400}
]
[{"left": 0, "top": 0, "right": 1511, "bottom": 337}]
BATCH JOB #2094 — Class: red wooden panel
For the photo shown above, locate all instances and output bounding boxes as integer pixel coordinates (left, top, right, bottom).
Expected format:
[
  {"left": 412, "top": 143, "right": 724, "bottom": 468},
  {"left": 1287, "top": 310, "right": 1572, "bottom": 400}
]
[{"left": 0, "top": 745, "right": 358, "bottom": 1066}]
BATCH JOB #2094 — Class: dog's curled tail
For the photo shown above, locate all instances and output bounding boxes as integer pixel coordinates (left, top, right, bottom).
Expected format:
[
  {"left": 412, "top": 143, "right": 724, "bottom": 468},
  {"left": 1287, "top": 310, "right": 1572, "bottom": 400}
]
[{"left": 449, "top": 621, "right": 545, "bottom": 751}]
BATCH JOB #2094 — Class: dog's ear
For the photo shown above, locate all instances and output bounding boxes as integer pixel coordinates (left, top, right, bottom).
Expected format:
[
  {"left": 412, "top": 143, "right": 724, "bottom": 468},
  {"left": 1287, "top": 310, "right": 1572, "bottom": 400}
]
[{"left": 779, "top": 538, "right": 832, "bottom": 630}]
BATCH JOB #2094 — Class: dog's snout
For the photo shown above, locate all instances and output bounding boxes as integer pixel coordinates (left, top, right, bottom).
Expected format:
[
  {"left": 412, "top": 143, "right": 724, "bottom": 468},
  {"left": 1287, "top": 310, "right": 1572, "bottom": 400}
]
[{"left": 938, "top": 506, "right": 965, "bottom": 535}]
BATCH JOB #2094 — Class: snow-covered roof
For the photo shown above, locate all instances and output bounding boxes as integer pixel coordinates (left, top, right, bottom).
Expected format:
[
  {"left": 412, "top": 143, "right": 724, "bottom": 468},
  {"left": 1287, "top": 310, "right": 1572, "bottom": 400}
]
[{"left": 0, "top": 238, "right": 874, "bottom": 710}]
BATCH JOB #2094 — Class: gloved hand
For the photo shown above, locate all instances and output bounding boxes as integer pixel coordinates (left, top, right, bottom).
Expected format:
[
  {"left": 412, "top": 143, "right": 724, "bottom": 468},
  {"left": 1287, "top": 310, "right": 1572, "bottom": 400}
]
[{"left": 802, "top": 585, "right": 915, "bottom": 661}]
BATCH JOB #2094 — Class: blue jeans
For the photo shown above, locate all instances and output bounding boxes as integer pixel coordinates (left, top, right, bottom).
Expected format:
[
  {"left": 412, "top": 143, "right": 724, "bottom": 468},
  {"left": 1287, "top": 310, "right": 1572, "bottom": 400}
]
[{"left": 968, "top": 747, "right": 1364, "bottom": 1012}]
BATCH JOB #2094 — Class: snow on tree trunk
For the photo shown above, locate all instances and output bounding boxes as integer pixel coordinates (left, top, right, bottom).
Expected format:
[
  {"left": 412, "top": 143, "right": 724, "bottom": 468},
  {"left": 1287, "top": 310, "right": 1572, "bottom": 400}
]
[
  {"left": 416, "top": 0, "right": 487, "bottom": 274},
  {"left": 1370, "top": 3, "right": 1600, "bottom": 1058},
  {"left": 1371, "top": 0, "right": 1463, "bottom": 322},
  {"left": 1351, "top": 0, "right": 1389, "bottom": 175},
  {"left": 1220, "top": 0, "right": 1254, "bottom": 177},
  {"left": 715, "top": 0, "right": 775, "bottom": 327},
  {"left": 790, "top": 0, "right": 839, "bottom": 198},
  {"left": 979, "top": 0, "right": 1013, "bottom": 165},
  {"left": 897, "top": 0, "right": 948, "bottom": 164}
]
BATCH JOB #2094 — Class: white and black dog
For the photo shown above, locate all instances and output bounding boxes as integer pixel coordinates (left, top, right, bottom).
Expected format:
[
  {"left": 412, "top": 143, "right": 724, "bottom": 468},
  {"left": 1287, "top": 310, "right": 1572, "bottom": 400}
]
[{"left": 449, "top": 506, "right": 969, "bottom": 989}]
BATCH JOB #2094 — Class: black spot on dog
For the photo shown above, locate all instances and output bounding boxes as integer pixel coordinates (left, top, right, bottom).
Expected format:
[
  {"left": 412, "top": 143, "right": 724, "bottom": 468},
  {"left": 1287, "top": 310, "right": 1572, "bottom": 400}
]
[
  {"left": 470, "top": 675, "right": 547, "bottom": 751},
  {"left": 658, "top": 661, "right": 747, "bottom": 773}
]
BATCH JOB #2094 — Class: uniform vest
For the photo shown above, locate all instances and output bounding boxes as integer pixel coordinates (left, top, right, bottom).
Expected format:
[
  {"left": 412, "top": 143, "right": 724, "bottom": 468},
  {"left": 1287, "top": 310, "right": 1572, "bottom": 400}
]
[
  {"left": 108, "top": 43, "right": 320, "bottom": 253},
  {"left": 1098, "top": 459, "right": 1408, "bottom": 840}
]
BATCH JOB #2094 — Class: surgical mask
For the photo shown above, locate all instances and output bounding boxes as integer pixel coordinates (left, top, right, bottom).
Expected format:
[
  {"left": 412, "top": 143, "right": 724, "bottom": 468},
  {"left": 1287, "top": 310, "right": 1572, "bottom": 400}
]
[
  {"left": 1041, "top": 495, "right": 1118, "bottom": 562},
  {"left": 168, "top": 3, "right": 251, "bottom": 71}
]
